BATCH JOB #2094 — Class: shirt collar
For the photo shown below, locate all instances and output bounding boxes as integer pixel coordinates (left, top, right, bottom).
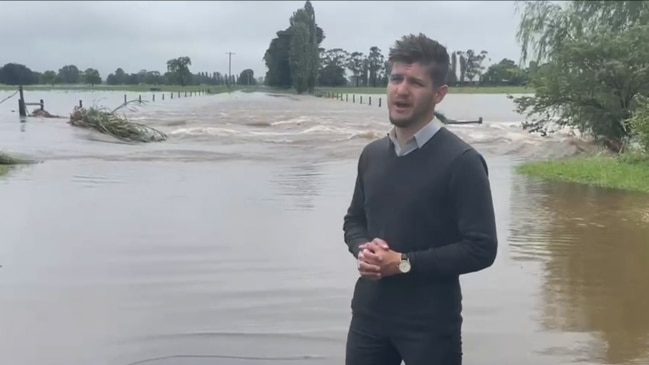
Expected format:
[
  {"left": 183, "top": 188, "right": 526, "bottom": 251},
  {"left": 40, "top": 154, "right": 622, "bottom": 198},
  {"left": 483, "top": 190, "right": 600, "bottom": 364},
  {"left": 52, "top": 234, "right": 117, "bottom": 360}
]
[{"left": 387, "top": 116, "right": 443, "bottom": 149}]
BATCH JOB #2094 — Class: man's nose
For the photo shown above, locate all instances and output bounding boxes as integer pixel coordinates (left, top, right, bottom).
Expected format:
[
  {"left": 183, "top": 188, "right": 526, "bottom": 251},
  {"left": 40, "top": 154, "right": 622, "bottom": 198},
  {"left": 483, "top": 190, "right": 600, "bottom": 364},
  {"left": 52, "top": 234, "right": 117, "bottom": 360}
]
[{"left": 395, "top": 81, "right": 410, "bottom": 96}]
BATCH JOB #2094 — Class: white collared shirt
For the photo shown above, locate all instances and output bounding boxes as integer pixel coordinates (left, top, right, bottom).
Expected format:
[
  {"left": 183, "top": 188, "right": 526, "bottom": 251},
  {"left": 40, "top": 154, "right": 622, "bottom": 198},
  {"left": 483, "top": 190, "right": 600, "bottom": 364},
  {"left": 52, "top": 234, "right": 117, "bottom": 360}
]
[{"left": 387, "top": 117, "right": 444, "bottom": 156}]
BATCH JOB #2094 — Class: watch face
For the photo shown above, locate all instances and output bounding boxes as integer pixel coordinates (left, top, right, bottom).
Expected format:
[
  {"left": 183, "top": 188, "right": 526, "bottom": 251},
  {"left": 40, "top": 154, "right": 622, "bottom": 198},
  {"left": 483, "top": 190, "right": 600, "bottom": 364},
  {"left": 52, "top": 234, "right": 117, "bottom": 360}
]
[{"left": 399, "top": 260, "right": 411, "bottom": 273}]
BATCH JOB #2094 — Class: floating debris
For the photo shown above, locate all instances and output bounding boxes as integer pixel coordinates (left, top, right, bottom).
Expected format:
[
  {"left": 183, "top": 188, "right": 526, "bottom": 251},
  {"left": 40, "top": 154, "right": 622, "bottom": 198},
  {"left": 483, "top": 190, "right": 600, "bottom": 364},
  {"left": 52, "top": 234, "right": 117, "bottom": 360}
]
[
  {"left": 68, "top": 105, "right": 167, "bottom": 143},
  {"left": 29, "top": 109, "right": 64, "bottom": 118}
]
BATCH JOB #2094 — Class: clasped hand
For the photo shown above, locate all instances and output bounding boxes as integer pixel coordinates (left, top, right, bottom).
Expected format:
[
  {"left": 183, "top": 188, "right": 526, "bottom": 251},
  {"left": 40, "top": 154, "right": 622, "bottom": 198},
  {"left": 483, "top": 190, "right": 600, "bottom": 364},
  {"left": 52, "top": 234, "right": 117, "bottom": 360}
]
[{"left": 357, "top": 238, "right": 402, "bottom": 279}]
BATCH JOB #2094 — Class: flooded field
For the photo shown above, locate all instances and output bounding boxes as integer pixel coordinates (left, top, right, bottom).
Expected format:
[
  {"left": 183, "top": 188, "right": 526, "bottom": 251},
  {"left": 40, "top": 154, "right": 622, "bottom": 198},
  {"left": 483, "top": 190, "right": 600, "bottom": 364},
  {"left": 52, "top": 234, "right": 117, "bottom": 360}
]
[{"left": 0, "top": 89, "right": 648, "bottom": 365}]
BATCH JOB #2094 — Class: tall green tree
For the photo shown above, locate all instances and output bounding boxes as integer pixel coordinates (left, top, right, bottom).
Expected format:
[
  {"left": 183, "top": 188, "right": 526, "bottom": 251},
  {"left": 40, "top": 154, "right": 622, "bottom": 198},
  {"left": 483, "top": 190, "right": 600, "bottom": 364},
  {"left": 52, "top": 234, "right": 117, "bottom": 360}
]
[
  {"left": 263, "top": 0, "right": 323, "bottom": 93},
  {"left": 289, "top": 9, "right": 312, "bottom": 94}
]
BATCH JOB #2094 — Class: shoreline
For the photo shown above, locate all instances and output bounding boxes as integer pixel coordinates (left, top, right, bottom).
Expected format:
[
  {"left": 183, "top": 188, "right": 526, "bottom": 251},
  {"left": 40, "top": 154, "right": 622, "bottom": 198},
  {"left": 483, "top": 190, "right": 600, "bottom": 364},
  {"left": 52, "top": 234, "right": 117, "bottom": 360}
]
[
  {"left": 516, "top": 153, "right": 649, "bottom": 194},
  {"left": 316, "top": 85, "right": 532, "bottom": 95},
  {"left": 1, "top": 84, "right": 531, "bottom": 95},
  {"left": 0, "top": 84, "right": 257, "bottom": 93}
]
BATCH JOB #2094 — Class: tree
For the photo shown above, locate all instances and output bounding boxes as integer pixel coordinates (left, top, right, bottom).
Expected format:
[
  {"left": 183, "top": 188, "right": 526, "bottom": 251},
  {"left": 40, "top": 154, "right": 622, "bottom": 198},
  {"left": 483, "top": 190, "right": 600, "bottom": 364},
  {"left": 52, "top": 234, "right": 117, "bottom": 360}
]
[
  {"left": 367, "top": 46, "right": 385, "bottom": 88},
  {"left": 289, "top": 9, "right": 312, "bottom": 93},
  {"left": 264, "top": 29, "right": 293, "bottom": 89},
  {"left": 481, "top": 58, "right": 527, "bottom": 86},
  {"left": 513, "top": 0, "right": 649, "bottom": 152},
  {"left": 237, "top": 69, "right": 256, "bottom": 85},
  {"left": 318, "top": 48, "right": 348, "bottom": 86},
  {"left": 41, "top": 70, "right": 58, "bottom": 85},
  {"left": 346, "top": 52, "right": 366, "bottom": 87},
  {"left": 57, "top": 65, "right": 80, "bottom": 84},
  {"left": 0, "top": 63, "right": 39, "bottom": 85},
  {"left": 83, "top": 68, "right": 101, "bottom": 86},
  {"left": 166, "top": 56, "right": 192, "bottom": 86},
  {"left": 263, "top": 0, "right": 323, "bottom": 93}
]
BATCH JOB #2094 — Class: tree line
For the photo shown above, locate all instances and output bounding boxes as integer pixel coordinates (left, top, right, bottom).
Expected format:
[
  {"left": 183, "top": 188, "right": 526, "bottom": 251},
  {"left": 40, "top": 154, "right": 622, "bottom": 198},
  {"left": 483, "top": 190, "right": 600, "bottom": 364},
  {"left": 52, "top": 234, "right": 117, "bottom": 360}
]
[
  {"left": 263, "top": 0, "right": 536, "bottom": 91},
  {"left": 0, "top": 57, "right": 257, "bottom": 88},
  {"left": 313, "top": 47, "right": 537, "bottom": 88}
]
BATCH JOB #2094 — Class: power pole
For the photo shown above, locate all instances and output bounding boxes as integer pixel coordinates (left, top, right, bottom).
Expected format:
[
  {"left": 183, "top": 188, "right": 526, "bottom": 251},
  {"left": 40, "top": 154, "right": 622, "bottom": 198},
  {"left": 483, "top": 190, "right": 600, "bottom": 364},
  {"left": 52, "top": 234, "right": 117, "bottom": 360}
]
[{"left": 225, "top": 52, "right": 235, "bottom": 88}]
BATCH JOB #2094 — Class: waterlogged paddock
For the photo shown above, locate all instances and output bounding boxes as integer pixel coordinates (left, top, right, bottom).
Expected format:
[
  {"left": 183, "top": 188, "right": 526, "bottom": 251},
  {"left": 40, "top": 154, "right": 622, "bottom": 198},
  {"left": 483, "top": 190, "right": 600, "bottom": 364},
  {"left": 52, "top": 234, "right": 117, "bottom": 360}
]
[{"left": 0, "top": 90, "right": 648, "bottom": 365}]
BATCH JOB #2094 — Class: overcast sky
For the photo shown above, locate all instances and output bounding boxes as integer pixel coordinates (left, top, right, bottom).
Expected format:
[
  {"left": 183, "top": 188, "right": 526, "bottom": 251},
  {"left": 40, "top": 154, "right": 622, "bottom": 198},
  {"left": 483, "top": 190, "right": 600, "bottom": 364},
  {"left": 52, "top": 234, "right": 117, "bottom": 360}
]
[{"left": 0, "top": 1, "right": 523, "bottom": 78}]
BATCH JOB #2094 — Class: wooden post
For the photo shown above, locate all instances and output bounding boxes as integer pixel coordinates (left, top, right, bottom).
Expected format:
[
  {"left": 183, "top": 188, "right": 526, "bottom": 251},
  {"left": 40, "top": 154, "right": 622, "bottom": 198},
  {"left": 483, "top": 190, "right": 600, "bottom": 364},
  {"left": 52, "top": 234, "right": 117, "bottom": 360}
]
[
  {"left": 353, "top": 95, "right": 355, "bottom": 103},
  {"left": 40, "top": 99, "right": 44, "bottom": 110},
  {"left": 369, "top": 97, "right": 372, "bottom": 106},
  {"left": 124, "top": 95, "right": 127, "bottom": 105},
  {"left": 138, "top": 95, "right": 142, "bottom": 103},
  {"left": 360, "top": 96, "right": 363, "bottom": 104},
  {"left": 18, "top": 85, "right": 26, "bottom": 117},
  {"left": 379, "top": 98, "right": 382, "bottom": 107},
  {"left": 153, "top": 94, "right": 156, "bottom": 102},
  {"left": 346, "top": 94, "right": 348, "bottom": 102},
  {"left": 79, "top": 100, "right": 83, "bottom": 108},
  {"left": 162, "top": 94, "right": 165, "bottom": 100}
]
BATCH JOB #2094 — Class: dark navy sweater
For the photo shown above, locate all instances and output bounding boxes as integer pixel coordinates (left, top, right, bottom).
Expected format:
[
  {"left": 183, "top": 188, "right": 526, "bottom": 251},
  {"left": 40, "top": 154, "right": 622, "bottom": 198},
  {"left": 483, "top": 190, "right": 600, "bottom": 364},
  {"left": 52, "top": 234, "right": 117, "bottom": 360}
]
[{"left": 342, "top": 127, "right": 498, "bottom": 331}]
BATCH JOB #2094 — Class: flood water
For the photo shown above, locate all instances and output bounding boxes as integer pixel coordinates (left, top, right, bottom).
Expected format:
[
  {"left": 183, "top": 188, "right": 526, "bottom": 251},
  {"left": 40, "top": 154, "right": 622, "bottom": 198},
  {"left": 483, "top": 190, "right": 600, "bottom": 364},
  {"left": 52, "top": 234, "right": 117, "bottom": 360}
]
[{"left": 0, "top": 89, "right": 648, "bottom": 365}]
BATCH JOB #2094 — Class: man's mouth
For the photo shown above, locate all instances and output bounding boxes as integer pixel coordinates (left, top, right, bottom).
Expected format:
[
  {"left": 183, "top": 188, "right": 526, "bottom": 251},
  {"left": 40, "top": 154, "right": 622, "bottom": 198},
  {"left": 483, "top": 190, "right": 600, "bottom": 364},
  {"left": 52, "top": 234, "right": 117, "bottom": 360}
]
[{"left": 394, "top": 101, "right": 411, "bottom": 109}]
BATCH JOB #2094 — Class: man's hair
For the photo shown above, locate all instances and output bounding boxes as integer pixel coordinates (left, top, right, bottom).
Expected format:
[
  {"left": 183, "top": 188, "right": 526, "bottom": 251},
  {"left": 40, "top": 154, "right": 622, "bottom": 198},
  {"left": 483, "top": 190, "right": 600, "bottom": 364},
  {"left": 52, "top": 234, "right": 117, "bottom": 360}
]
[{"left": 388, "top": 33, "right": 450, "bottom": 88}]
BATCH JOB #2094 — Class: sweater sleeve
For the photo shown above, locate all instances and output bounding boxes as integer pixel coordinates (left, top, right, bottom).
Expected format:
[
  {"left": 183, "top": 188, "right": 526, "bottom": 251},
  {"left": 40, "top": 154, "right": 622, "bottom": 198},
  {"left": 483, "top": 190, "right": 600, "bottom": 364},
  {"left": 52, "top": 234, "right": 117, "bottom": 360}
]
[
  {"left": 408, "top": 148, "right": 498, "bottom": 276},
  {"left": 342, "top": 149, "right": 370, "bottom": 258}
]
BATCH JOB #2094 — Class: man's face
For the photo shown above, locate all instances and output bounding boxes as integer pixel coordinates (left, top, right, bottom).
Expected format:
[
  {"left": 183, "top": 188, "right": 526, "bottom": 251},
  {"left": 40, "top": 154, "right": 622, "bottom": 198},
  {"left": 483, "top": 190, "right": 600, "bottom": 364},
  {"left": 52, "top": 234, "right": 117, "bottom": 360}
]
[{"left": 387, "top": 61, "right": 448, "bottom": 128}]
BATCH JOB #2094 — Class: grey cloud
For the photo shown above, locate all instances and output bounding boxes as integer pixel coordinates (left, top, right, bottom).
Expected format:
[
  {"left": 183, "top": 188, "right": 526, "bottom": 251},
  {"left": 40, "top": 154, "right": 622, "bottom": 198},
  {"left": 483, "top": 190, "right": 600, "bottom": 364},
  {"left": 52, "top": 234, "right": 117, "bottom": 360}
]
[{"left": 0, "top": 1, "right": 523, "bottom": 78}]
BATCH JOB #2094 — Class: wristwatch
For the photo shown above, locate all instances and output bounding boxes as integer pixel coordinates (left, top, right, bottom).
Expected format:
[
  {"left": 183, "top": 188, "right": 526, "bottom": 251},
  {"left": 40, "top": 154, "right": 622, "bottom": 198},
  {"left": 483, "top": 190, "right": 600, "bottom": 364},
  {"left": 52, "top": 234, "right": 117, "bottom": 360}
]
[{"left": 398, "top": 253, "right": 411, "bottom": 273}]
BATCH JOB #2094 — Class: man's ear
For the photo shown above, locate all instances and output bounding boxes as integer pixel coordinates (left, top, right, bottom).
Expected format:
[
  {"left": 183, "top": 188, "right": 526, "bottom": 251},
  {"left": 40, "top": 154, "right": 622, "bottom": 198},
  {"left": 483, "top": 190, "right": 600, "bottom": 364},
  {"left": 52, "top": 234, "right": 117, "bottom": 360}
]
[{"left": 433, "top": 84, "right": 448, "bottom": 104}]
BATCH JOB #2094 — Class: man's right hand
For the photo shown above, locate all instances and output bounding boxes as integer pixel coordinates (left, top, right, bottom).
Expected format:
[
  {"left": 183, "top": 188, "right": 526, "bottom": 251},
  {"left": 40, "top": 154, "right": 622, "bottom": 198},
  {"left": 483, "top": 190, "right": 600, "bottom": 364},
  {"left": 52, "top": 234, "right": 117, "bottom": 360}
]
[{"left": 356, "top": 240, "right": 390, "bottom": 280}]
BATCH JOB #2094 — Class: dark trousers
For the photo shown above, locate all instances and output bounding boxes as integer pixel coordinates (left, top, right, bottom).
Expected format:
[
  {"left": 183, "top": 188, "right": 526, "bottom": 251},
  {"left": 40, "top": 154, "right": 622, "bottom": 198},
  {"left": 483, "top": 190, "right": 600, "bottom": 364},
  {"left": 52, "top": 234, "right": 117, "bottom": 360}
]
[{"left": 345, "top": 314, "right": 462, "bottom": 365}]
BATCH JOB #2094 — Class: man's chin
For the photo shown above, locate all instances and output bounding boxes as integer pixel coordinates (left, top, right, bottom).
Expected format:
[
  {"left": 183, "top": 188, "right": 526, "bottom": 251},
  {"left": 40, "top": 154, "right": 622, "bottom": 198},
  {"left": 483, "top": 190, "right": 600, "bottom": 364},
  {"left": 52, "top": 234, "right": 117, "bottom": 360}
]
[{"left": 389, "top": 116, "right": 415, "bottom": 128}]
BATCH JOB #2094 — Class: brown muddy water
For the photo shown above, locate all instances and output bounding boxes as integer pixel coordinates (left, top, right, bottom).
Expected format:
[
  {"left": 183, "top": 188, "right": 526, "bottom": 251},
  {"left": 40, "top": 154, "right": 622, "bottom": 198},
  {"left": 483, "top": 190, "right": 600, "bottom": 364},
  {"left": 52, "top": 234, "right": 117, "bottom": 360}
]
[{"left": 0, "top": 89, "right": 648, "bottom": 365}]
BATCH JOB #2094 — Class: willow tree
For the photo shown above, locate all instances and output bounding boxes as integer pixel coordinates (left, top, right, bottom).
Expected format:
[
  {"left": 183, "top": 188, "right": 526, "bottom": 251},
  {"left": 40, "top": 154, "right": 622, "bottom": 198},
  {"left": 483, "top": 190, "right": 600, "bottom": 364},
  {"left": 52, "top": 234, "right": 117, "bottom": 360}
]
[{"left": 514, "top": 0, "right": 649, "bottom": 152}]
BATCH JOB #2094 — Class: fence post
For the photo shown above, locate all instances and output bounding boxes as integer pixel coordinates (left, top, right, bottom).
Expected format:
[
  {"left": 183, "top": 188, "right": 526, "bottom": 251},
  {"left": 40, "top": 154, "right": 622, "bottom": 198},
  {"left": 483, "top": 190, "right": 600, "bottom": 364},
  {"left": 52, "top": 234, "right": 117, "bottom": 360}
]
[
  {"left": 18, "top": 85, "right": 26, "bottom": 117},
  {"left": 40, "top": 99, "right": 44, "bottom": 110}
]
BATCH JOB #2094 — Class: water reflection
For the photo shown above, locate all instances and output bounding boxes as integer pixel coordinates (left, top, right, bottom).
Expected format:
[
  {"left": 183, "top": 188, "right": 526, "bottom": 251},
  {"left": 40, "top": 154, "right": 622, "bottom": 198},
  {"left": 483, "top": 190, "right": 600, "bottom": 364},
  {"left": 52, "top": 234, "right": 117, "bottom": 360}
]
[
  {"left": 510, "top": 176, "right": 649, "bottom": 364},
  {"left": 269, "top": 162, "right": 324, "bottom": 211}
]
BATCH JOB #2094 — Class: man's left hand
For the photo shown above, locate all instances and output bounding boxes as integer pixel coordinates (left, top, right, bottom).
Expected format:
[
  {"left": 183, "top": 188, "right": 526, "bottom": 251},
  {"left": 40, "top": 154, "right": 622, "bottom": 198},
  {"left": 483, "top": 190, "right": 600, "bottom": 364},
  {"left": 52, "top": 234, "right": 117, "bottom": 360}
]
[{"left": 359, "top": 238, "right": 403, "bottom": 278}]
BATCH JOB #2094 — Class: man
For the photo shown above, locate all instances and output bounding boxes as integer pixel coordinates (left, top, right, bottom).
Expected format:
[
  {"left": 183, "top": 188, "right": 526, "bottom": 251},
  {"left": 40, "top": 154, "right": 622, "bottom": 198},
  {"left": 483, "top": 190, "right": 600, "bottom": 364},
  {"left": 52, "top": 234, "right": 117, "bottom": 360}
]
[{"left": 342, "top": 33, "right": 498, "bottom": 365}]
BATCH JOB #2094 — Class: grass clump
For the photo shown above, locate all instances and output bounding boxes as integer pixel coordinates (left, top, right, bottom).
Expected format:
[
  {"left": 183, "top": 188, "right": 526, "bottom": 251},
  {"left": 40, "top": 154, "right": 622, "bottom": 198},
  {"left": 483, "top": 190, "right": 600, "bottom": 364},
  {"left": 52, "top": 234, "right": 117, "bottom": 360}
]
[
  {"left": 516, "top": 152, "right": 649, "bottom": 193},
  {"left": 0, "top": 151, "right": 32, "bottom": 165},
  {"left": 0, "top": 151, "right": 34, "bottom": 176},
  {"left": 68, "top": 104, "right": 167, "bottom": 143}
]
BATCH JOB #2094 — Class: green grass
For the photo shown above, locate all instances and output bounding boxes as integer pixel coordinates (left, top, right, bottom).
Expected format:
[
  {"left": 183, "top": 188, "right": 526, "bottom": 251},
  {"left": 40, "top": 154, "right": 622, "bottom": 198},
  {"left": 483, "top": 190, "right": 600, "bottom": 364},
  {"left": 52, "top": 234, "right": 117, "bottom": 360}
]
[
  {"left": 0, "top": 165, "right": 8, "bottom": 176},
  {"left": 0, "top": 84, "right": 256, "bottom": 93},
  {"left": 317, "top": 85, "right": 533, "bottom": 95},
  {"left": 516, "top": 152, "right": 649, "bottom": 193}
]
